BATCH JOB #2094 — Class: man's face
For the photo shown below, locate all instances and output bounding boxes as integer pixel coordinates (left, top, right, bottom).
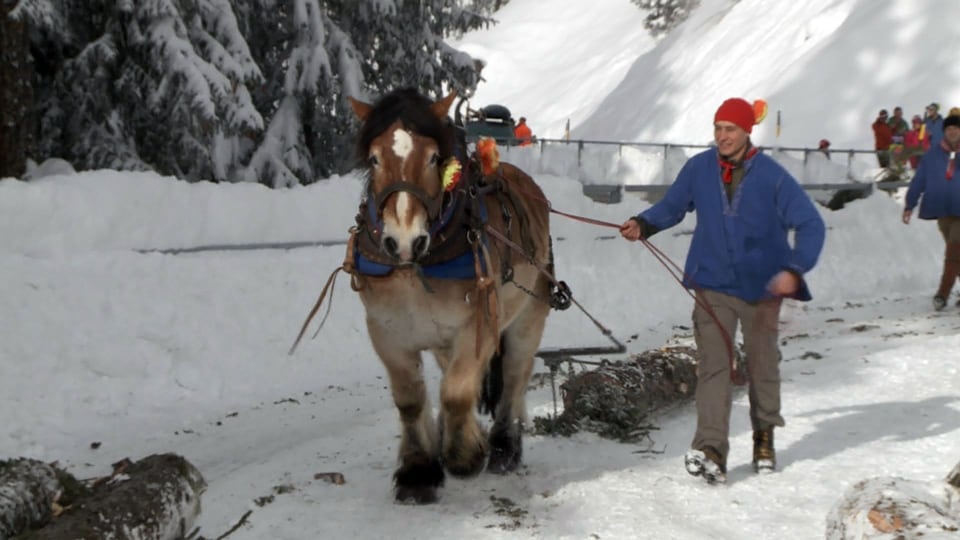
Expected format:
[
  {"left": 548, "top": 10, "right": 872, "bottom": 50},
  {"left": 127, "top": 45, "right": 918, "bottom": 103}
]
[
  {"left": 946, "top": 125, "right": 960, "bottom": 146},
  {"left": 894, "top": 108, "right": 903, "bottom": 118},
  {"left": 714, "top": 121, "right": 749, "bottom": 158},
  {"left": 926, "top": 106, "right": 937, "bottom": 118}
]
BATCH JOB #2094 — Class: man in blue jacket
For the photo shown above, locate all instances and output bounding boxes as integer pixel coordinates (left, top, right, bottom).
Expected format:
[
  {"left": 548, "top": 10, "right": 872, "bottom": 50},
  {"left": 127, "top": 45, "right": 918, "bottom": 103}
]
[
  {"left": 903, "top": 114, "right": 960, "bottom": 310},
  {"left": 620, "top": 97, "right": 826, "bottom": 484}
]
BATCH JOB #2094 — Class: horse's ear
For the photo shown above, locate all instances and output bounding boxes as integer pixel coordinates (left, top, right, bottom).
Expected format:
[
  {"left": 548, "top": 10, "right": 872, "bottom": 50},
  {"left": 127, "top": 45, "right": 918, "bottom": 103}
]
[
  {"left": 348, "top": 96, "right": 372, "bottom": 121},
  {"left": 431, "top": 91, "right": 458, "bottom": 120}
]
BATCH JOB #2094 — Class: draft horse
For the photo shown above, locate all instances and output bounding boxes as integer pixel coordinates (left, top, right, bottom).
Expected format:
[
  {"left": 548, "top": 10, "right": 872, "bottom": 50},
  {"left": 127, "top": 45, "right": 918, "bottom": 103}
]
[{"left": 346, "top": 88, "right": 559, "bottom": 504}]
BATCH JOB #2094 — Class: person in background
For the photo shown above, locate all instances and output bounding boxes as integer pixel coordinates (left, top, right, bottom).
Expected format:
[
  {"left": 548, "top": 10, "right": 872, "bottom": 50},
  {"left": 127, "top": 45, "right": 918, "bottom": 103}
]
[
  {"left": 513, "top": 116, "right": 533, "bottom": 147},
  {"left": 873, "top": 109, "right": 893, "bottom": 168},
  {"left": 818, "top": 138, "right": 831, "bottom": 159},
  {"left": 888, "top": 106, "right": 910, "bottom": 139},
  {"left": 903, "top": 114, "right": 960, "bottom": 311},
  {"left": 619, "top": 97, "right": 826, "bottom": 485},
  {"left": 904, "top": 115, "right": 930, "bottom": 170},
  {"left": 925, "top": 103, "right": 944, "bottom": 148}
]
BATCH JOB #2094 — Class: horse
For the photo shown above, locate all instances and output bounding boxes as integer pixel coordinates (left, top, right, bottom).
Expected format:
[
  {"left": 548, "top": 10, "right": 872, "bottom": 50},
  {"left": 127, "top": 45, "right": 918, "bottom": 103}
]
[{"left": 343, "top": 88, "right": 561, "bottom": 504}]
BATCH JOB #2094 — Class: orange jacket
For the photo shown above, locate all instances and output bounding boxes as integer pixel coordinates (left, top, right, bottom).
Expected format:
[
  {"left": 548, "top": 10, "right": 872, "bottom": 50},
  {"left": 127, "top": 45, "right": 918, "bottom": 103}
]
[{"left": 513, "top": 122, "right": 533, "bottom": 146}]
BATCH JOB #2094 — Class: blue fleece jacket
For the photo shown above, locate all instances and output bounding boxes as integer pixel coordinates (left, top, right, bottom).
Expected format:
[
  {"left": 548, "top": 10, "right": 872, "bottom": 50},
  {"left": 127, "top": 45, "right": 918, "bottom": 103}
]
[
  {"left": 638, "top": 148, "right": 825, "bottom": 302},
  {"left": 905, "top": 144, "right": 960, "bottom": 219}
]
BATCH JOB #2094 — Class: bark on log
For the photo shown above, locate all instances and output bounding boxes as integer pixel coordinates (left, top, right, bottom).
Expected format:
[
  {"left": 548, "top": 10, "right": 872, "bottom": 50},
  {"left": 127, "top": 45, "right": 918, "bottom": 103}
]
[
  {"left": 0, "top": 459, "right": 61, "bottom": 538},
  {"left": 535, "top": 346, "right": 698, "bottom": 441},
  {"left": 948, "top": 460, "right": 960, "bottom": 489},
  {"left": 6, "top": 454, "right": 205, "bottom": 540}
]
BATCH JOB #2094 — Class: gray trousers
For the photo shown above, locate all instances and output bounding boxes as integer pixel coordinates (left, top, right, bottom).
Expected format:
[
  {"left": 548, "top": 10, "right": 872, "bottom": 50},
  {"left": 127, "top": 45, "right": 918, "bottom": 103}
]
[{"left": 691, "top": 289, "right": 785, "bottom": 462}]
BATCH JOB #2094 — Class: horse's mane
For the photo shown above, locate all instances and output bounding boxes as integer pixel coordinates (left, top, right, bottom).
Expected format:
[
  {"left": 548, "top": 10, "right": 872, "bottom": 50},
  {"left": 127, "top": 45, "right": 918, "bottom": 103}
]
[{"left": 356, "top": 88, "right": 453, "bottom": 165}]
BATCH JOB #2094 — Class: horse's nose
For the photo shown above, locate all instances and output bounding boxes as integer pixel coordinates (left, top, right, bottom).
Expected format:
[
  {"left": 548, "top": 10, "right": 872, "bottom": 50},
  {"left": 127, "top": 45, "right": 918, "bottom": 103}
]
[
  {"left": 383, "top": 236, "right": 399, "bottom": 259},
  {"left": 412, "top": 235, "right": 430, "bottom": 260}
]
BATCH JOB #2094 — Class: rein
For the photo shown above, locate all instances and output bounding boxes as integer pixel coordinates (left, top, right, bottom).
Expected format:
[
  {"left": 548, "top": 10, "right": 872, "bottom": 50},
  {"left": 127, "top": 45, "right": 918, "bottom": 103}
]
[{"left": 500, "top": 179, "right": 744, "bottom": 385}]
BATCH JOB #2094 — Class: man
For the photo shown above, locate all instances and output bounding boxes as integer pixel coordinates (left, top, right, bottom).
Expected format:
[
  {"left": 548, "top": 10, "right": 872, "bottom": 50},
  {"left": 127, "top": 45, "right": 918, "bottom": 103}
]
[
  {"left": 924, "top": 102, "right": 944, "bottom": 148},
  {"left": 873, "top": 109, "right": 893, "bottom": 168},
  {"left": 513, "top": 116, "right": 533, "bottom": 146},
  {"left": 619, "top": 98, "right": 826, "bottom": 484},
  {"left": 889, "top": 106, "right": 909, "bottom": 139},
  {"left": 903, "top": 114, "right": 960, "bottom": 311}
]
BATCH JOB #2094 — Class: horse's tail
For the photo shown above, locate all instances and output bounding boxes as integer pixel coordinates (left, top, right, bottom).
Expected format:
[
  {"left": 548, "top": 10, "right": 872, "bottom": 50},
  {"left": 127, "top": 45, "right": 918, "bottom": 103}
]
[{"left": 479, "top": 335, "right": 507, "bottom": 419}]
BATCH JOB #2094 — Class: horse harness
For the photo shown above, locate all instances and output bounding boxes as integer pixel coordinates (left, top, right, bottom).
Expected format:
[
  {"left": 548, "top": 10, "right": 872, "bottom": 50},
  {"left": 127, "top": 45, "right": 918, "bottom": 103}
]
[{"left": 350, "top": 157, "right": 538, "bottom": 291}]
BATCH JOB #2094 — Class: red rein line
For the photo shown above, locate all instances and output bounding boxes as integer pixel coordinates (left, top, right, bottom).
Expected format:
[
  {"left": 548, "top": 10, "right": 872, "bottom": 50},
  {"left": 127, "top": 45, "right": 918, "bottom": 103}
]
[{"left": 540, "top": 196, "right": 743, "bottom": 385}]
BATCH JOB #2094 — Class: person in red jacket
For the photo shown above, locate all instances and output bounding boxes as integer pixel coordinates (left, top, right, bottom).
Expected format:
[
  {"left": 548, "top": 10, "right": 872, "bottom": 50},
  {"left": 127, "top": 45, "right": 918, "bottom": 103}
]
[
  {"left": 873, "top": 109, "right": 893, "bottom": 168},
  {"left": 904, "top": 115, "right": 930, "bottom": 169},
  {"left": 513, "top": 117, "right": 533, "bottom": 146}
]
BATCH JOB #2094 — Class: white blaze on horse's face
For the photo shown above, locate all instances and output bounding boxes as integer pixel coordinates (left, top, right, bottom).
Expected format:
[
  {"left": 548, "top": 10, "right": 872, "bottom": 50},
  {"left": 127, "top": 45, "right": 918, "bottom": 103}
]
[{"left": 369, "top": 124, "right": 441, "bottom": 263}]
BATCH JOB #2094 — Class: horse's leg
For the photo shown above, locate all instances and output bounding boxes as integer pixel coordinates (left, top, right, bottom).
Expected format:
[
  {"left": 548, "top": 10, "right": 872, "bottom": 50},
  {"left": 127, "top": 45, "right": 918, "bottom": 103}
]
[
  {"left": 487, "top": 302, "right": 549, "bottom": 474},
  {"left": 440, "top": 328, "right": 496, "bottom": 478},
  {"left": 369, "top": 327, "right": 443, "bottom": 503}
]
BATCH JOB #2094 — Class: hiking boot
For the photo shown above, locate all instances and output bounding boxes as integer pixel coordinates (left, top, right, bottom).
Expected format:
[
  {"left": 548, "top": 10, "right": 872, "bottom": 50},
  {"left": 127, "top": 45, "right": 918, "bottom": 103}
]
[
  {"left": 934, "top": 296, "right": 947, "bottom": 311},
  {"left": 753, "top": 428, "right": 776, "bottom": 474},
  {"left": 685, "top": 446, "right": 727, "bottom": 484}
]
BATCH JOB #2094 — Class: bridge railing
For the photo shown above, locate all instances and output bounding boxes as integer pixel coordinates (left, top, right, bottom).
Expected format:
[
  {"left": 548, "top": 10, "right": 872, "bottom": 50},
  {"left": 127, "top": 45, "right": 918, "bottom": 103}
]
[{"left": 493, "top": 137, "right": 909, "bottom": 203}]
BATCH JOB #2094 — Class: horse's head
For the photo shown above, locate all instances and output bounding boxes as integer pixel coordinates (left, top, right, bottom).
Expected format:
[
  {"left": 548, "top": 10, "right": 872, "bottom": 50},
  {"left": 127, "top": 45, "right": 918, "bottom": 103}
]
[{"left": 349, "top": 89, "right": 458, "bottom": 263}]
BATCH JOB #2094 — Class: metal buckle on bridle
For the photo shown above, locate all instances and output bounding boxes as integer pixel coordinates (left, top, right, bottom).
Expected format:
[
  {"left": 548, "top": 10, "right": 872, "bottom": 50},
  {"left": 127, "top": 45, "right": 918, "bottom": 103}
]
[{"left": 549, "top": 280, "right": 572, "bottom": 310}]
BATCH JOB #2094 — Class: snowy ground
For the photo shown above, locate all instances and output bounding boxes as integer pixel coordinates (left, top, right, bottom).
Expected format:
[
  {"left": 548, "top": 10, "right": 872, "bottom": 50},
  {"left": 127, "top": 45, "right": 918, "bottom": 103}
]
[
  {"left": 4, "top": 0, "right": 960, "bottom": 538},
  {"left": 2, "top": 170, "right": 959, "bottom": 539}
]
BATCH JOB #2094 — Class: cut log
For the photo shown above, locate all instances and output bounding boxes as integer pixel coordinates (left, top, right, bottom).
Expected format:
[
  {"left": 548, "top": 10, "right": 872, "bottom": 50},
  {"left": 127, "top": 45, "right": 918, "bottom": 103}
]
[
  {"left": 826, "top": 475, "right": 960, "bottom": 539},
  {"left": 0, "top": 459, "right": 62, "bottom": 538},
  {"left": 8, "top": 453, "right": 205, "bottom": 540},
  {"left": 535, "top": 346, "right": 698, "bottom": 442},
  {"left": 948, "top": 460, "right": 960, "bottom": 489}
]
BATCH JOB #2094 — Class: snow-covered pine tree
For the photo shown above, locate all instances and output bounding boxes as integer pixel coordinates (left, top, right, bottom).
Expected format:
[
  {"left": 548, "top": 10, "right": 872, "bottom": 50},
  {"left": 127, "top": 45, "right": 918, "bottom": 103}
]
[
  {"left": 19, "top": 0, "right": 490, "bottom": 186},
  {"left": 22, "top": 0, "right": 263, "bottom": 182},
  {"left": 240, "top": 0, "right": 492, "bottom": 187},
  {"left": 630, "top": 0, "right": 700, "bottom": 36}
]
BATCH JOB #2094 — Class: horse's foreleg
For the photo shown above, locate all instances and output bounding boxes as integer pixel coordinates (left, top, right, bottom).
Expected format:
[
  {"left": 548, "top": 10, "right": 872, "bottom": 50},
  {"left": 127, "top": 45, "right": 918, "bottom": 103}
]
[
  {"left": 440, "top": 329, "right": 496, "bottom": 478},
  {"left": 487, "top": 303, "right": 549, "bottom": 474},
  {"left": 371, "top": 336, "right": 443, "bottom": 504}
]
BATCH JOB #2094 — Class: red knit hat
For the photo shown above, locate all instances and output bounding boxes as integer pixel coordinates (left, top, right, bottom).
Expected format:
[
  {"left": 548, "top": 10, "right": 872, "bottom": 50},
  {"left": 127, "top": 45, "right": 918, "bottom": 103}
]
[{"left": 714, "top": 98, "right": 758, "bottom": 133}]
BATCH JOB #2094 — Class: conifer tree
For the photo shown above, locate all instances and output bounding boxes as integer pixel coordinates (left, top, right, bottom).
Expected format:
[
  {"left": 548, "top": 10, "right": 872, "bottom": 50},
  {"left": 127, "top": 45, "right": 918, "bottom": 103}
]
[
  {"left": 630, "top": 0, "right": 700, "bottom": 36},
  {"left": 17, "top": 0, "right": 493, "bottom": 186}
]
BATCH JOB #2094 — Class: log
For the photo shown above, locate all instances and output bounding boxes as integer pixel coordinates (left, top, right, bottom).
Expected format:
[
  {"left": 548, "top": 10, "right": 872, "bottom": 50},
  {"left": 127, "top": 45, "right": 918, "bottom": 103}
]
[
  {"left": 0, "top": 459, "right": 62, "bottom": 538},
  {"left": 948, "top": 460, "right": 960, "bottom": 489},
  {"left": 8, "top": 453, "right": 205, "bottom": 540},
  {"left": 534, "top": 346, "right": 698, "bottom": 442}
]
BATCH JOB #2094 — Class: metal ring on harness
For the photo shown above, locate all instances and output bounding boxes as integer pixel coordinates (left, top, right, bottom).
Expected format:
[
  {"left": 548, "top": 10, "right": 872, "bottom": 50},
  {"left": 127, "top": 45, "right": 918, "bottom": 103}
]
[{"left": 550, "top": 280, "right": 573, "bottom": 310}]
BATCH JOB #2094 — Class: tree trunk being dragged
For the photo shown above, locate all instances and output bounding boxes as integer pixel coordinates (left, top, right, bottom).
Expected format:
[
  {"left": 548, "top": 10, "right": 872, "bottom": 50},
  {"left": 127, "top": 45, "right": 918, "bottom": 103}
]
[
  {"left": 10, "top": 453, "right": 205, "bottom": 540},
  {"left": 534, "top": 346, "right": 698, "bottom": 442}
]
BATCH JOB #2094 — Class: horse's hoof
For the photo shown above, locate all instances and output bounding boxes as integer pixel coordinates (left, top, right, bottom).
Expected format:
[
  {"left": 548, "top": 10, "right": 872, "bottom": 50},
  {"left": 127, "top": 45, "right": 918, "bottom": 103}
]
[
  {"left": 395, "top": 484, "right": 439, "bottom": 505},
  {"left": 443, "top": 450, "right": 487, "bottom": 478},
  {"left": 486, "top": 428, "right": 522, "bottom": 474},
  {"left": 442, "top": 430, "right": 488, "bottom": 478},
  {"left": 394, "top": 459, "right": 444, "bottom": 504}
]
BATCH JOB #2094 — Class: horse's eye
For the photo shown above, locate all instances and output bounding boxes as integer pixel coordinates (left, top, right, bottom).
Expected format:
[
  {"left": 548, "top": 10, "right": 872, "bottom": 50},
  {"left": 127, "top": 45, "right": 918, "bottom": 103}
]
[
  {"left": 368, "top": 155, "right": 379, "bottom": 167},
  {"left": 428, "top": 153, "right": 440, "bottom": 166}
]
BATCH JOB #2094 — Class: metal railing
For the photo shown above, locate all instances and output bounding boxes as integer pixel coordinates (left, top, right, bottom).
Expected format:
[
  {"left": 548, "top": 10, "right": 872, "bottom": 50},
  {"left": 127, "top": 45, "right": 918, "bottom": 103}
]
[{"left": 495, "top": 137, "right": 910, "bottom": 196}]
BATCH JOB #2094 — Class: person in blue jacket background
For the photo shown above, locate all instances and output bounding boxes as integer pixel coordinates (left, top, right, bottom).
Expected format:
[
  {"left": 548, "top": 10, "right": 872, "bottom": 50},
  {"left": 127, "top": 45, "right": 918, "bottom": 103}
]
[
  {"left": 903, "top": 113, "right": 960, "bottom": 311},
  {"left": 619, "top": 97, "right": 826, "bottom": 484}
]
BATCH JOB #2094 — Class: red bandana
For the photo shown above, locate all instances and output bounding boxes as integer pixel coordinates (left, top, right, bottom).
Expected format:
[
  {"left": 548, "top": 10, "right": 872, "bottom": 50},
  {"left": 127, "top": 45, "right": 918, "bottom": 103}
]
[
  {"left": 942, "top": 139, "right": 958, "bottom": 180},
  {"left": 718, "top": 146, "right": 759, "bottom": 184}
]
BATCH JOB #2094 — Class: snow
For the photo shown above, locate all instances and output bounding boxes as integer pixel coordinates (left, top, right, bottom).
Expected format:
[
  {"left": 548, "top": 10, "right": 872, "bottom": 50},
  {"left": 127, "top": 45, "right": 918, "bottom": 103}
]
[{"left": 3, "top": 0, "right": 960, "bottom": 538}]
